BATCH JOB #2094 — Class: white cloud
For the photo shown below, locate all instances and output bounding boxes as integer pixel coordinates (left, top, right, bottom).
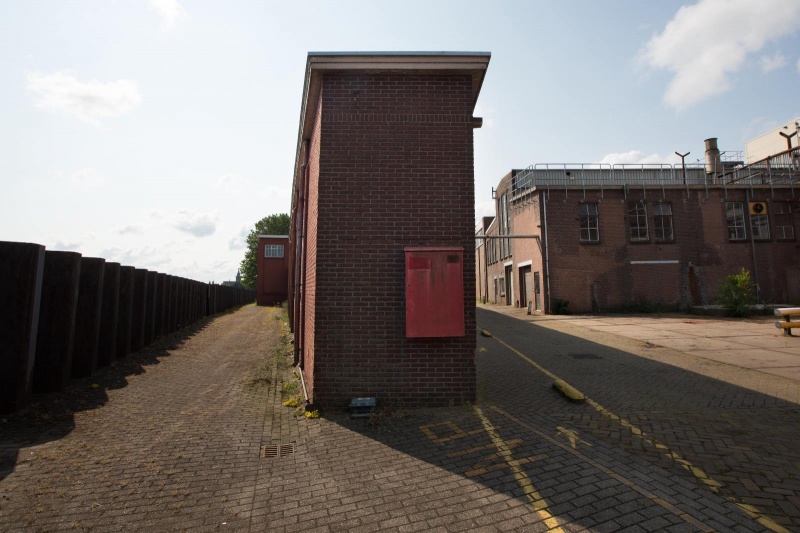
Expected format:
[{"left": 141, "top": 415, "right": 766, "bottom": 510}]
[
  {"left": 99, "top": 246, "right": 171, "bottom": 269},
  {"left": 174, "top": 209, "right": 218, "bottom": 238},
  {"left": 597, "top": 151, "right": 676, "bottom": 165},
  {"left": 118, "top": 225, "right": 143, "bottom": 235},
  {"left": 228, "top": 225, "right": 250, "bottom": 250},
  {"left": 71, "top": 167, "right": 105, "bottom": 186},
  {"left": 149, "top": 0, "right": 186, "bottom": 29},
  {"left": 50, "top": 240, "right": 82, "bottom": 252},
  {"left": 216, "top": 172, "right": 247, "bottom": 188},
  {"left": 475, "top": 199, "right": 496, "bottom": 221},
  {"left": 760, "top": 52, "right": 787, "bottom": 73},
  {"left": 640, "top": 0, "right": 800, "bottom": 110},
  {"left": 27, "top": 71, "right": 141, "bottom": 125}
]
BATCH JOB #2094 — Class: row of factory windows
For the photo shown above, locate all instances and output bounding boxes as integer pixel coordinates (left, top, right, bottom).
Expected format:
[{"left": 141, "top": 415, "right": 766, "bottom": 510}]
[
  {"left": 580, "top": 200, "right": 795, "bottom": 244},
  {"left": 484, "top": 200, "right": 796, "bottom": 265}
]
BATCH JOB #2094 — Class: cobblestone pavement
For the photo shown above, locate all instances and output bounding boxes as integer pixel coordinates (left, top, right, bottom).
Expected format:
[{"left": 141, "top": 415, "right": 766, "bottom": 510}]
[{"left": 1, "top": 304, "right": 798, "bottom": 532}]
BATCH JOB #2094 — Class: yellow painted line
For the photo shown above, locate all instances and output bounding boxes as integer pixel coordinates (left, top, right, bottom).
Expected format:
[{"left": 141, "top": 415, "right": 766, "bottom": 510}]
[
  {"left": 473, "top": 405, "right": 565, "bottom": 532},
  {"left": 490, "top": 405, "right": 715, "bottom": 533},
  {"left": 486, "top": 333, "right": 789, "bottom": 533}
]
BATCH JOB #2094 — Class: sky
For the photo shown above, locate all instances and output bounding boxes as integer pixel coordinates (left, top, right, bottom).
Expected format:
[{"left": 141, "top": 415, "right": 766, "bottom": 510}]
[{"left": 2, "top": 0, "right": 799, "bottom": 283}]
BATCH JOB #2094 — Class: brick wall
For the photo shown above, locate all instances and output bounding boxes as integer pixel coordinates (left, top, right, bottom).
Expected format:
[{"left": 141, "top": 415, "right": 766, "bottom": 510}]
[
  {"left": 540, "top": 187, "right": 799, "bottom": 312},
  {"left": 306, "top": 72, "right": 477, "bottom": 409},
  {"left": 301, "top": 93, "right": 323, "bottom": 403}
]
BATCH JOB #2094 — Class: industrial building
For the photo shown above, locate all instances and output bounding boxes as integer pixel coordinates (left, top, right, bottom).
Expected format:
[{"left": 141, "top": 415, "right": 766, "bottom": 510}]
[
  {"left": 477, "top": 138, "right": 800, "bottom": 314},
  {"left": 288, "top": 52, "right": 490, "bottom": 408}
]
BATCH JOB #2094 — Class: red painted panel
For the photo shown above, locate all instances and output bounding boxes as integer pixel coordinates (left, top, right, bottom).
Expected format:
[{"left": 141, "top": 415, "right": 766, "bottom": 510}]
[{"left": 405, "top": 247, "right": 465, "bottom": 338}]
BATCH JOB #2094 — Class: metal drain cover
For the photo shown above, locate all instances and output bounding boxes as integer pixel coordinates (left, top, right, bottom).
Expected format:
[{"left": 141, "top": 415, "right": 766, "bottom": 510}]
[
  {"left": 568, "top": 353, "right": 603, "bottom": 360},
  {"left": 260, "top": 443, "right": 296, "bottom": 459}
]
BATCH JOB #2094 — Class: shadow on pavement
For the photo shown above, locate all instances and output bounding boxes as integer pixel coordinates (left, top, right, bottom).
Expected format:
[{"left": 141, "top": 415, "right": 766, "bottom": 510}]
[
  {"left": 0, "top": 317, "right": 214, "bottom": 482},
  {"left": 321, "top": 307, "right": 800, "bottom": 531}
]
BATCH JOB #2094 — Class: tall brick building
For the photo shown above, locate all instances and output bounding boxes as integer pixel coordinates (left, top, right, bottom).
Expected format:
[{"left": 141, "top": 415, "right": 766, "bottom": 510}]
[
  {"left": 289, "top": 52, "right": 490, "bottom": 409},
  {"left": 478, "top": 143, "right": 800, "bottom": 314}
]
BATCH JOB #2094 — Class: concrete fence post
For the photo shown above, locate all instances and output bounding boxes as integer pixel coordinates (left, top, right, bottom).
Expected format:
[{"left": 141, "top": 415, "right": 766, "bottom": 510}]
[
  {"left": 0, "top": 241, "right": 45, "bottom": 413},
  {"left": 71, "top": 257, "right": 105, "bottom": 378},
  {"left": 33, "top": 251, "right": 81, "bottom": 393},
  {"left": 144, "top": 270, "right": 158, "bottom": 346},
  {"left": 97, "top": 262, "right": 120, "bottom": 367},
  {"left": 155, "top": 272, "right": 167, "bottom": 339},
  {"left": 116, "top": 266, "right": 135, "bottom": 358},
  {"left": 130, "top": 269, "right": 148, "bottom": 352}
]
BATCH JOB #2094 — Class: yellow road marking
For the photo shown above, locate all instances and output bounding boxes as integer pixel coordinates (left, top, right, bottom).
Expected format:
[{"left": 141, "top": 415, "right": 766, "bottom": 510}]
[
  {"left": 491, "top": 406, "right": 715, "bottom": 533},
  {"left": 419, "top": 421, "right": 482, "bottom": 444},
  {"left": 555, "top": 426, "right": 592, "bottom": 450},
  {"left": 486, "top": 333, "right": 789, "bottom": 533},
  {"left": 473, "top": 405, "right": 565, "bottom": 531}
]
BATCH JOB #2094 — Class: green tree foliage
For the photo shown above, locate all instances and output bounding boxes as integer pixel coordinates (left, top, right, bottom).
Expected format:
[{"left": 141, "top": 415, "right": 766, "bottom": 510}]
[
  {"left": 716, "top": 268, "right": 756, "bottom": 317},
  {"left": 239, "top": 214, "right": 290, "bottom": 289}
]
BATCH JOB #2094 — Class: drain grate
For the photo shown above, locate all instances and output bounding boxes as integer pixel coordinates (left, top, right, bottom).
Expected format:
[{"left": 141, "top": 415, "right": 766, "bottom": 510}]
[
  {"left": 260, "top": 443, "right": 296, "bottom": 459},
  {"left": 568, "top": 353, "right": 603, "bottom": 360}
]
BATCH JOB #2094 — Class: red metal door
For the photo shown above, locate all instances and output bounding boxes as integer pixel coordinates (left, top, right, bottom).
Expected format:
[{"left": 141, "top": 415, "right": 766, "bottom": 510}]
[{"left": 405, "top": 247, "right": 465, "bottom": 338}]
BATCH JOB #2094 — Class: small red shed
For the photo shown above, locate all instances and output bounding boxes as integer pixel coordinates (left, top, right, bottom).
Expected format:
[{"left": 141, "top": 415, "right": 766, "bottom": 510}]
[{"left": 256, "top": 235, "right": 289, "bottom": 306}]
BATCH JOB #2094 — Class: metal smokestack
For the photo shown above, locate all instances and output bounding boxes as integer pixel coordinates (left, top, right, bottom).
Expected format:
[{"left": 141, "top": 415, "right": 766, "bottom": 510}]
[{"left": 704, "top": 138, "right": 721, "bottom": 183}]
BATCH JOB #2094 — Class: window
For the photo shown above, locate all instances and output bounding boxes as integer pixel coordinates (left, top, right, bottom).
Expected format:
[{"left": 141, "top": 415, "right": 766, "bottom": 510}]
[
  {"left": 750, "top": 204, "right": 770, "bottom": 240},
  {"left": 264, "top": 244, "right": 284, "bottom": 258},
  {"left": 774, "top": 202, "right": 795, "bottom": 240},
  {"left": 579, "top": 203, "right": 599, "bottom": 242},
  {"left": 726, "top": 202, "right": 746, "bottom": 240},
  {"left": 628, "top": 201, "right": 648, "bottom": 241},
  {"left": 652, "top": 203, "right": 673, "bottom": 242},
  {"left": 499, "top": 193, "right": 511, "bottom": 258}
]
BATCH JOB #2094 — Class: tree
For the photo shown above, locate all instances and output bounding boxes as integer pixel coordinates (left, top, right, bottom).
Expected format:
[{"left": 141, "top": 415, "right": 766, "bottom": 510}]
[{"left": 239, "top": 213, "right": 290, "bottom": 289}]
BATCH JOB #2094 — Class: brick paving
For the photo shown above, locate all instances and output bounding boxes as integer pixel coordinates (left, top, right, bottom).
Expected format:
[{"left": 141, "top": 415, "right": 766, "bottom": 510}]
[{"left": 1, "top": 303, "right": 797, "bottom": 531}]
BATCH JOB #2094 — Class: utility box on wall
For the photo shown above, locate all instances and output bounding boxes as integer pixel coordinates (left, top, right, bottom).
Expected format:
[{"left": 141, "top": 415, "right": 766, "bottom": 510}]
[{"left": 405, "top": 247, "right": 465, "bottom": 338}]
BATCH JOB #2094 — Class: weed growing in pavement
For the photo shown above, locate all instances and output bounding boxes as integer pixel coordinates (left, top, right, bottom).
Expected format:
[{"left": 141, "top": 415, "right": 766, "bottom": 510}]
[
  {"left": 281, "top": 381, "right": 299, "bottom": 396},
  {"left": 283, "top": 397, "right": 299, "bottom": 408},
  {"left": 244, "top": 359, "right": 271, "bottom": 389},
  {"left": 717, "top": 268, "right": 757, "bottom": 317}
]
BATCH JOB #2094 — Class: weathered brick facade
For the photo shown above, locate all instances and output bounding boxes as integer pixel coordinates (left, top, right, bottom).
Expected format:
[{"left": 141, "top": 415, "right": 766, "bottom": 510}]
[
  {"left": 481, "top": 169, "right": 800, "bottom": 314},
  {"left": 290, "top": 53, "right": 490, "bottom": 409}
]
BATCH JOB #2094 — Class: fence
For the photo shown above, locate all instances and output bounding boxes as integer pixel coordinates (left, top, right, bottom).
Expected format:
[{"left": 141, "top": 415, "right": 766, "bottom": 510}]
[{"left": 0, "top": 241, "right": 255, "bottom": 414}]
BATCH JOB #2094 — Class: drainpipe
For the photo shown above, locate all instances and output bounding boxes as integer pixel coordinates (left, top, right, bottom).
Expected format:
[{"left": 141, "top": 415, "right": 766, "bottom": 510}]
[
  {"left": 298, "top": 141, "right": 312, "bottom": 373},
  {"left": 745, "top": 189, "right": 760, "bottom": 303},
  {"left": 542, "top": 192, "right": 552, "bottom": 313},
  {"left": 293, "top": 140, "right": 309, "bottom": 367},
  {"left": 483, "top": 238, "right": 489, "bottom": 304}
]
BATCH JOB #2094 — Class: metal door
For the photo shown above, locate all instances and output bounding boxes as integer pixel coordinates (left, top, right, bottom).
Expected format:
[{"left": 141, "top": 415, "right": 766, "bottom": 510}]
[
  {"left": 534, "top": 271, "right": 541, "bottom": 310},
  {"left": 504, "top": 265, "right": 512, "bottom": 306},
  {"left": 524, "top": 269, "right": 532, "bottom": 308}
]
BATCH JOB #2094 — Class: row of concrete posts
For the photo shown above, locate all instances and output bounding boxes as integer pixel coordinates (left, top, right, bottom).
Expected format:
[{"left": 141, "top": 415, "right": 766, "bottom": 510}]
[{"left": 0, "top": 241, "right": 255, "bottom": 414}]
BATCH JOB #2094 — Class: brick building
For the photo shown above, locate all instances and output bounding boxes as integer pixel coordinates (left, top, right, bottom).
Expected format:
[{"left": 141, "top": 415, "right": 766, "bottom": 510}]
[
  {"left": 478, "top": 141, "right": 800, "bottom": 314},
  {"left": 288, "top": 52, "right": 490, "bottom": 409},
  {"left": 256, "top": 235, "right": 289, "bottom": 306}
]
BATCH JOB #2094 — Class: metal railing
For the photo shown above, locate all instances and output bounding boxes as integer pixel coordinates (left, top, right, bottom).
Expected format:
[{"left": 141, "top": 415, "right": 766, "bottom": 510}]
[{"left": 506, "top": 148, "right": 799, "bottom": 202}]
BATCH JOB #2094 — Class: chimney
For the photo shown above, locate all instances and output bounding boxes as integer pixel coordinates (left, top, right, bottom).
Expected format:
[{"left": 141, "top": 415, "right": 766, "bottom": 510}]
[{"left": 704, "top": 138, "right": 721, "bottom": 183}]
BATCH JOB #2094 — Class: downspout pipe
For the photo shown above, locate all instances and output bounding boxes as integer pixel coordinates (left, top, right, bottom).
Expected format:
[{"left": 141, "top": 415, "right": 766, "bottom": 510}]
[
  {"left": 745, "top": 190, "right": 760, "bottom": 303},
  {"left": 542, "top": 193, "right": 552, "bottom": 313},
  {"left": 293, "top": 140, "right": 310, "bottom": 367},
  {"left": 298, "top": 140, "right": 312, "bottom": 376}
]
